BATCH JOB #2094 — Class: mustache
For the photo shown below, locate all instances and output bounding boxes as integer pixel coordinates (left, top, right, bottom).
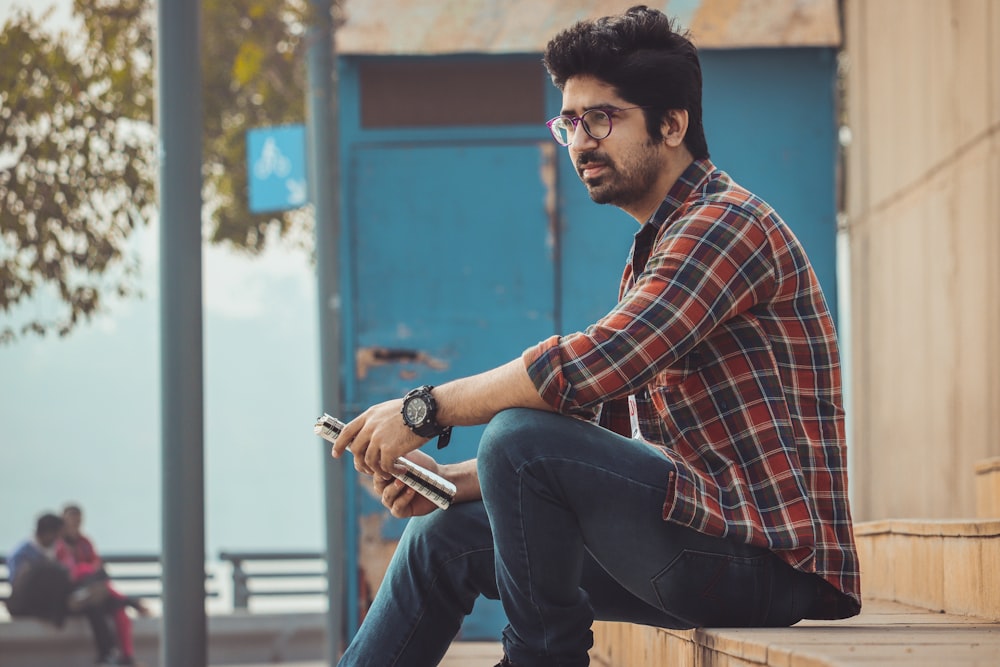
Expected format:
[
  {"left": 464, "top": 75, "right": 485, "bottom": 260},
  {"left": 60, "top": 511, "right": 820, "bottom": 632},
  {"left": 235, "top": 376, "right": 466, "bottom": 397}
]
[{"left": 575, "top": 150, "right": 612, "bottom": 172}]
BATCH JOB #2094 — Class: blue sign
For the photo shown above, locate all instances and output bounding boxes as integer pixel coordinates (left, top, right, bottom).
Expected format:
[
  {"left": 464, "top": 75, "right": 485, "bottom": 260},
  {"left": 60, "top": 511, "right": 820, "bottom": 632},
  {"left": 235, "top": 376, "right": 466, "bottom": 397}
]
[{"left": 246, "top": 124, "right": 308, "bottom": 213}]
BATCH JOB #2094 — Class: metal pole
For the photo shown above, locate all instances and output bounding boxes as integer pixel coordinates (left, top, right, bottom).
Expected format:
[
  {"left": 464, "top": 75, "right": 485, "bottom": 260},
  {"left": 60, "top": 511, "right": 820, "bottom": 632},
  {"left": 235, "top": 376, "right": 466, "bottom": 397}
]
[
  {"left": 306, "top": 0, "right": 345, "bottom": 662},
  {"left": 157, "top": 0, "right": 206, "bottom": 664}
]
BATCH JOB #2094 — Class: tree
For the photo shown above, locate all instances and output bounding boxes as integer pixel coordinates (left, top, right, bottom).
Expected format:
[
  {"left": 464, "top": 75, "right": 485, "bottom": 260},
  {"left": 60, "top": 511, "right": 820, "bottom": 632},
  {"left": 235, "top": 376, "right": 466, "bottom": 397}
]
[
  {"left": 0, "top": 0, "right": 310, "bottom": 342},
  {"left": 202, "top": 0, "right": 309, "bottom": 250}
]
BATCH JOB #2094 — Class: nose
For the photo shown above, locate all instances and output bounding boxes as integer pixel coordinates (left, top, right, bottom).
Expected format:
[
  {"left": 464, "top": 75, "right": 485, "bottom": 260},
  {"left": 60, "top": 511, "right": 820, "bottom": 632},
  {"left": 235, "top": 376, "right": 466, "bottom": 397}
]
[{"left": 569, "top": 121, "right": 599, "bottom": 151}]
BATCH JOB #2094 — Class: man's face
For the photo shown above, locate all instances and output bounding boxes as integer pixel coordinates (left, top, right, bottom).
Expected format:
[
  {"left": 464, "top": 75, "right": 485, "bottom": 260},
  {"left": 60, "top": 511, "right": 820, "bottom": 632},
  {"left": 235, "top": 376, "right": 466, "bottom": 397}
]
[
  {"left": 38, "top": 530, "right": 59, "bottom": 548},
  {"left": 560, "top": 76, "right": 670, "bottom": 218}
]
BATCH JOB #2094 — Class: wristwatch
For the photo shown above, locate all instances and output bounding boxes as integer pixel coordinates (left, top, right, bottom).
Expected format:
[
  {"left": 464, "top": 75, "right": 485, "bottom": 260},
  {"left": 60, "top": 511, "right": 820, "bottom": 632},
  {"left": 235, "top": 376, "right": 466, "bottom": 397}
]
[{"left": 401, "top": 385, "right": 453, "bottom": 449}]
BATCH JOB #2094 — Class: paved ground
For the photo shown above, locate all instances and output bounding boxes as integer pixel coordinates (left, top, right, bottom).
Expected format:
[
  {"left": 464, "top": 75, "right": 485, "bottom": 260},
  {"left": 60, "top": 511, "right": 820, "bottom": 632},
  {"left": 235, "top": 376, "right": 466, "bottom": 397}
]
[{"left": 230, "top": 641, "right": 503, "bottom": 666}]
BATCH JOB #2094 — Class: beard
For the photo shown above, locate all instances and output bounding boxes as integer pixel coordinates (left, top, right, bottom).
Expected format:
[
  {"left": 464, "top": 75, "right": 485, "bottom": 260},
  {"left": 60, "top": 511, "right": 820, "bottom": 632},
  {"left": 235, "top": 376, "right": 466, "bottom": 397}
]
[{"left": 576, "top": 145, "right": 663, "bottom": 209}]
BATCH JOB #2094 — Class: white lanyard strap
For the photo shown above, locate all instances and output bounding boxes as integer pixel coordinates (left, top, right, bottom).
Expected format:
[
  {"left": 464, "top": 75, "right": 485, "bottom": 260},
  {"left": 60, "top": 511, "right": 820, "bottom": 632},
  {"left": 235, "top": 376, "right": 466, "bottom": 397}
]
[{"left": 627, "top": 394, "right": 643, "bottom": 441}]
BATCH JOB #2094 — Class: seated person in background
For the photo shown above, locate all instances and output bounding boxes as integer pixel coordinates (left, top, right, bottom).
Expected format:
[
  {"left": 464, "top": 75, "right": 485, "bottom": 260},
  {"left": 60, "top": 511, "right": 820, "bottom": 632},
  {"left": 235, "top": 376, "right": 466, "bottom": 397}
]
[
  {"left": 6, "top": 512, "right": 118, "bottom": 664},
  {"left": 6, "top": 513, "right": 73, "bottom": 625},
  {"left": 57, "top": 503, "right": 147, "bottom": 667}
]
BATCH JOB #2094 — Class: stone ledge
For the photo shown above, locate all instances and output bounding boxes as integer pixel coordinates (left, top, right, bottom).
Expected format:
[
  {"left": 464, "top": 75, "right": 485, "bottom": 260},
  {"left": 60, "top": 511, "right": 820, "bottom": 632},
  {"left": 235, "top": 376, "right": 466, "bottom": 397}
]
[
  {"left": 854, "top": 518, "right": 1000, "bottom": 537},
  {"left": 592, "top": 599, "right": 1000, "bottom": 666},
  {"left": 854, "top": 518, "right": 1000, "bottom": 620}
]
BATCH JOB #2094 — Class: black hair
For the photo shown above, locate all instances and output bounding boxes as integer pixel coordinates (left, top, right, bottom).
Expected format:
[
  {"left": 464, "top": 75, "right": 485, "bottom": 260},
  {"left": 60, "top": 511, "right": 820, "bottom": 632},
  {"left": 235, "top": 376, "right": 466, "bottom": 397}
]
[
  {"left": 36, "top": 513, "right": 64, "bottom": 537},
  {"left": 542, "top": 5, "right": 709, "bottom": 159}
]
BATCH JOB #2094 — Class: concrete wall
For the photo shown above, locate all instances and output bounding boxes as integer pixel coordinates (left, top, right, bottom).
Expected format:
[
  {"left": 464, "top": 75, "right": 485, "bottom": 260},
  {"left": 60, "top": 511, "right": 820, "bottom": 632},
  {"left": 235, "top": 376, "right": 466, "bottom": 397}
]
[
  {"left": 844, "top": 0, "right": 1000, "bottom": 520},
  {"left": 0, "top": 613, "right": 326, "bottom": 667}
]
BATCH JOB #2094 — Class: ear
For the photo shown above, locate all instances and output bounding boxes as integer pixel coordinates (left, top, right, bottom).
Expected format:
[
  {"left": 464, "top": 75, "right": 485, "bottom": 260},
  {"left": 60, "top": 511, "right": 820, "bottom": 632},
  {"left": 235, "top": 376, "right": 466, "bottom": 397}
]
[{"left": 661, "top": 109, "right": 689, "bottom": 148}]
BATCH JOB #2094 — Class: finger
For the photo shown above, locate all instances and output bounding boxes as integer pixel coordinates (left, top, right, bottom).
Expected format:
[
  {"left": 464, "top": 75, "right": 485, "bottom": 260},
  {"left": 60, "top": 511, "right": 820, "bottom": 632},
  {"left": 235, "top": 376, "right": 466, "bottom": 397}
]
[
  {"left": 350, "top": 432, "right": 376, "bottom": 475},
  {"left": 331, "top": 435, "right": 347, "bottom": 458},
  {"left": 355, "top": 457, "right": 375, "bottom": 476},
  {"left": 373, "top": 474, "right": 393, "bottom": 495},
  {"left": 382, "top": 445, "right": 408, "bottom": 475},
  {"left": 332, "top": 416, "right": 363, "bottom": 458},
  {"left": 364, "top": 436, "right": 384, "bottom": 475},
  {"left": 379, "top": 477, "right": 405, "bottom": 508},
  {"left": 390, "top": 485, "right": 416, "bottom": 518}
]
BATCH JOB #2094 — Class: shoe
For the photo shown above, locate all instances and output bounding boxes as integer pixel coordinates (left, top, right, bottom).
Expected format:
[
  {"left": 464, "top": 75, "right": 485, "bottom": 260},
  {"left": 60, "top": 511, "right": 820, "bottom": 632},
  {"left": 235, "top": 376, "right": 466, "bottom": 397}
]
[
  {"left": 69, "top": 581, "right": 110, "bottom": 611},
  {"left": 95, "top": 652, "right": 117, "bottom": 666},
  {"left": 127, "top": 597, "right": 151, "bottom": 617}
]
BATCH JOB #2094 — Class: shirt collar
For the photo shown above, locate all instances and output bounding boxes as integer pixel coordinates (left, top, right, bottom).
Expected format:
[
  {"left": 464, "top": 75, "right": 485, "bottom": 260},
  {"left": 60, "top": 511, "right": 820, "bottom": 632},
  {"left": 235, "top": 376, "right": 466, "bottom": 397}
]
[
  {"left": 631, "top": 158, "right": 716, "bottom": 265},
  {"left": 645, "top": 157, "right": 716, "bottom": 231},
  {"left": 31, "top": 537, "right": 56, "bottom": 560}
]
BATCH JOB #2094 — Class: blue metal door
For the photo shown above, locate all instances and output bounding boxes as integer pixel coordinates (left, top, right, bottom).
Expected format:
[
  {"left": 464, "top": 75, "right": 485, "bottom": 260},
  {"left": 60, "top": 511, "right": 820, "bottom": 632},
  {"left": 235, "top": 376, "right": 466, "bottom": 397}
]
[{"left": 347, "top": 141, "right": 556, "bottom": 638}]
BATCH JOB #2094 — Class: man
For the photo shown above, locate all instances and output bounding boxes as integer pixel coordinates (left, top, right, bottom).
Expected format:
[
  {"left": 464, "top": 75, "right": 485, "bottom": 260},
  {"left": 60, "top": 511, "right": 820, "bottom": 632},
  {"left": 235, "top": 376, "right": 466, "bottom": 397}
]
[
  {"left": 57, "top": 503, "right": 147, "bottom": 666},
  {"left": 332, "top": 6, "right": 860, "bottom": 666},
  {"left": 6, "top": 512, "right": 118, "bottom": 664},
  {"left": 6, "top": 513, "right": 73, "bottom": 625}
]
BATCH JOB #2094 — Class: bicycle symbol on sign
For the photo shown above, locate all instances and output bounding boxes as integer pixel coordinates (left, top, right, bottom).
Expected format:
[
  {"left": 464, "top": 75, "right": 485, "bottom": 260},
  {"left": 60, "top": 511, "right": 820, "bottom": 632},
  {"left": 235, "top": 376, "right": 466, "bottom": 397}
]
[{"left": 254, "top": 137, "right": 292, "bottom": 180}]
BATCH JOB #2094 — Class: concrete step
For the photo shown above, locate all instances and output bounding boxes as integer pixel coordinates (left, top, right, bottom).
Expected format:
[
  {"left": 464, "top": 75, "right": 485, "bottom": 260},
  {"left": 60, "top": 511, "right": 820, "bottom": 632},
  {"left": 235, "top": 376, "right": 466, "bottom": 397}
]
[
  {"left": 854, "top": 518, "right": 1000, "bottom": 620},
  {"left": 591, "top": 598, "right": 1000, "bottom": 666},
  {"left": 976, "top": 457, "right": 1000, "bottom": 518},
  {"left": 228, "top": 642, "right": 504, "bottom": 667}
]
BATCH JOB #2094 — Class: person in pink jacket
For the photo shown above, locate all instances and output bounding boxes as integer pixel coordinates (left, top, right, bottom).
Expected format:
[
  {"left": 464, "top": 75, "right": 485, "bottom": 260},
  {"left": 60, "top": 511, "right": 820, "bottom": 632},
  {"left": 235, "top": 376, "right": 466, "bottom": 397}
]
[{"left": 56, "top": 503, "right": 148, "bottom": 666}]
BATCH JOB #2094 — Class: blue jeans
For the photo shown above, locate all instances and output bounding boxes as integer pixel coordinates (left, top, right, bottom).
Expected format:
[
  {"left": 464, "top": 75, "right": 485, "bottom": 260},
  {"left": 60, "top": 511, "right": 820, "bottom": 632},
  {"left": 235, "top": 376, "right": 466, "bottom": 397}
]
[{"left": 339, "top": 409, "right": 819, "bottom": 667}]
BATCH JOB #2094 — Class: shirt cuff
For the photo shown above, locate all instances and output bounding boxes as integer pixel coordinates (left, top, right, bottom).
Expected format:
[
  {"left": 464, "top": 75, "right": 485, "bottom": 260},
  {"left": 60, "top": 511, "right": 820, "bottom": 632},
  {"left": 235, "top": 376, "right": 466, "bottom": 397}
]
[{"left": 521, "top": 335, "right": 596, "bottom": 418}]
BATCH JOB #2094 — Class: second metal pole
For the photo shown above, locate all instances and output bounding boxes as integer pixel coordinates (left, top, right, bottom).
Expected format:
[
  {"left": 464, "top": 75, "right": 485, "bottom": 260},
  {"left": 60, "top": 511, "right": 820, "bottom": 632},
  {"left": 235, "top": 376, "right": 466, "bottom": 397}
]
[
  {"left": 306, "top": 0, "right": 346, "bottom": 662},
  {"left": 157, "top": 0, "right": 206, "bottom": 665}
]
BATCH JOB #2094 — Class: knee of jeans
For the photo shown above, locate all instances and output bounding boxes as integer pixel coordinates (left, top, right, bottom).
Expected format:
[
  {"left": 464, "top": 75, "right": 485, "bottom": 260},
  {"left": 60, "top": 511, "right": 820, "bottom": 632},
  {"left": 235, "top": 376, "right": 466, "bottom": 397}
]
[
  {"left": 477, "top": 408, "right": 543, "bottom": 482},
  {"left": 396, "top": 503, "right": 483, "bottom": 567},
  {"left": 397, "top": 511, "right": 448, "bottom": 565}
]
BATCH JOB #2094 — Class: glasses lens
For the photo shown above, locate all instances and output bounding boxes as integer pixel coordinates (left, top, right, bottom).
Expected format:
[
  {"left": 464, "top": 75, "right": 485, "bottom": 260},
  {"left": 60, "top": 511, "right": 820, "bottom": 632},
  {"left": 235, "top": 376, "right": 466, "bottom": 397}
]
[
  {"left": 581, "top": 110, "right": 612, "bottom": 140},
  {"left": 548, "top": 117, "right": 575, "bottom": 145}
]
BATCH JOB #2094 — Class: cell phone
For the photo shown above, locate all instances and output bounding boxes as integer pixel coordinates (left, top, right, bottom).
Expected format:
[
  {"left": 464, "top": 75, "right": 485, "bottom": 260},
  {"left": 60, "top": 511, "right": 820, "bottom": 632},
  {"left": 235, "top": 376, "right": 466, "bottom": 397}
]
[{"left": 314, "top": 413, "right": 457, "bottom": 510}]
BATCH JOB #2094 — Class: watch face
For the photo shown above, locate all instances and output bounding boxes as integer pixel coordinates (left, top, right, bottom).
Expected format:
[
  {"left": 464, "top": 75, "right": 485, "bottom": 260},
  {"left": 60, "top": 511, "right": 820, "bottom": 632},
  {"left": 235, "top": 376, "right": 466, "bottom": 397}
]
[{"left": 404, "top": 397, "right": 429, "bottom": 425}]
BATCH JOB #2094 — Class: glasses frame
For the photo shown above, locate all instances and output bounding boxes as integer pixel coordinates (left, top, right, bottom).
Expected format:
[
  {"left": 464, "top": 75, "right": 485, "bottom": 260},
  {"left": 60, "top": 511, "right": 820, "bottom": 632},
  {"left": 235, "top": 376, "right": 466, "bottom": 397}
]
[{"left": 545, "top": 106, "right": 648, "bottom": 146}]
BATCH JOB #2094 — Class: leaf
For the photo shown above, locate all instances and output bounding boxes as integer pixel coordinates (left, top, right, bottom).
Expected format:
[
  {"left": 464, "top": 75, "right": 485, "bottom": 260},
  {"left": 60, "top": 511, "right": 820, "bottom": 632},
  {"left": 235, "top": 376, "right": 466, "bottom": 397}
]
[
  {"left": 0, "top": 0, "right": 320, "bottom": 341},
  {"left": 232, "top": 40, "right": 265, "bottom": 86}
]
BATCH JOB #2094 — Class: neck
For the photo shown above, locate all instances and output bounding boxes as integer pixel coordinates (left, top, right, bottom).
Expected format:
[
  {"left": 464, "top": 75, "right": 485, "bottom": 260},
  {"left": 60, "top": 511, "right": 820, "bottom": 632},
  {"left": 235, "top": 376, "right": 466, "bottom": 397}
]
[{"left": 624, "top": 150, "right": 696, "bottom": 225}]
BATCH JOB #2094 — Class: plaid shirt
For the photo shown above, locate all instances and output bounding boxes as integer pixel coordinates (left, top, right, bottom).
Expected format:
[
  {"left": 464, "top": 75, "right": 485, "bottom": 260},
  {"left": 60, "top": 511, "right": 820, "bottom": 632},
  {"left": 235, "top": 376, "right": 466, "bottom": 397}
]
[{"left": 523, "top": 159, "right": 860, "bottom": 618}]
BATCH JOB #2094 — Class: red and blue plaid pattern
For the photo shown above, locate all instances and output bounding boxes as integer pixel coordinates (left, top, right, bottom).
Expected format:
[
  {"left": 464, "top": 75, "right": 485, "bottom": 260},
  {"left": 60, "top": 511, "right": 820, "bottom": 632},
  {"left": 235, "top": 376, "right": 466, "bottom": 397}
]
[{"left": 523, "top": 159, "right": 860, "bottom": 618}]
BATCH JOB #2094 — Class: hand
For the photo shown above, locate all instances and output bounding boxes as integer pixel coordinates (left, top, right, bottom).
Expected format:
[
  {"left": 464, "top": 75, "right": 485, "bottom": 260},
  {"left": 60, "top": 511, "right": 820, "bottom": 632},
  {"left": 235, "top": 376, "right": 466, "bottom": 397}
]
[
  {"left": 330, "top": 399, "right": 429, "bottom": 475},
  {"left": 374, "top": 449, "right": 443, "bottom": 518}
]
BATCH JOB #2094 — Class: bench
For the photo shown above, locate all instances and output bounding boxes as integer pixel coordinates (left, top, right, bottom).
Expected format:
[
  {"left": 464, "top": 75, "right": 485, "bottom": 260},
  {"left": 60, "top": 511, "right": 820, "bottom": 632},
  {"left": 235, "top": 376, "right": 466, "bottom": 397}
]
[
  {"left": 1, "top": 550, "right": 328, "bottom": 613},
  {"left": 0, "top": 553, "right": 178, "bottom": 610}
]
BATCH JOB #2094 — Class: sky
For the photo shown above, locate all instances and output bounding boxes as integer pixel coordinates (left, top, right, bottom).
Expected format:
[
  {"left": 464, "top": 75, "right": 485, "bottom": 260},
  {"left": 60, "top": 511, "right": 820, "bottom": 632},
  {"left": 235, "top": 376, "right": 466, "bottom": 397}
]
[{"left": 0, "top": 0, "right": 327, "bottom": 558}]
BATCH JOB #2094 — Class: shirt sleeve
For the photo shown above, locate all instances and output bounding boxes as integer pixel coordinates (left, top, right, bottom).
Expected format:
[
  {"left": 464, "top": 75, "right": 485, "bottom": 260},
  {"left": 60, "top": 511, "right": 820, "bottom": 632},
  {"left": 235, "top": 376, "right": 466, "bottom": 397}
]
[
  {"left": 7, "top": 543, "right": 26, "bottom": 580},
  {"left": 523, "top": 204, "right": 776, "bottom": 413},
  {"left": 7, "top": 542, "right": 41, "bottom": 581}
]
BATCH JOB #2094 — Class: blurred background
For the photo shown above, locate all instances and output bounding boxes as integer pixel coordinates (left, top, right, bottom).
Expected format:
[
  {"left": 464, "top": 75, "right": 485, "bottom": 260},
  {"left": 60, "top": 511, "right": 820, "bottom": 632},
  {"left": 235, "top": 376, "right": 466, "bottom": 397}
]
[{"left": 0, "top": 0, "right": 323, "bottom": 559}]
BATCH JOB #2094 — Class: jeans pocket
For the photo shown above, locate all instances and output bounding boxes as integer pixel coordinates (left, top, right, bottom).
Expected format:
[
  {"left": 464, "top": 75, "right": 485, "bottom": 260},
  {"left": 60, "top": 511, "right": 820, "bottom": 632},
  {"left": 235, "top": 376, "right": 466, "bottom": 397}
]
[{"left": 650, "top": 549, "right": 771, "bottom": 627}]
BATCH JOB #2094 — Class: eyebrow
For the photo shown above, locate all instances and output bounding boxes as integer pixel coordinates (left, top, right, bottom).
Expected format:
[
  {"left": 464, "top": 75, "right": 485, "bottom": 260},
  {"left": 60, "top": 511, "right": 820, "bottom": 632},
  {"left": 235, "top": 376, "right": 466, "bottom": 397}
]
[{"left": 558, "top": 103, "right": 621, "bottom": 116}]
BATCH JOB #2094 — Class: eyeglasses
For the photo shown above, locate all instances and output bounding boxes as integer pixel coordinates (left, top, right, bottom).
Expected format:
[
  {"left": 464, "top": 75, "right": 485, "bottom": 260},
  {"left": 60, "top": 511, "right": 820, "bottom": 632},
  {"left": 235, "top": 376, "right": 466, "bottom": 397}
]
[{"left": 545, "top": 106, "right": 647, "bottom": 146}]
